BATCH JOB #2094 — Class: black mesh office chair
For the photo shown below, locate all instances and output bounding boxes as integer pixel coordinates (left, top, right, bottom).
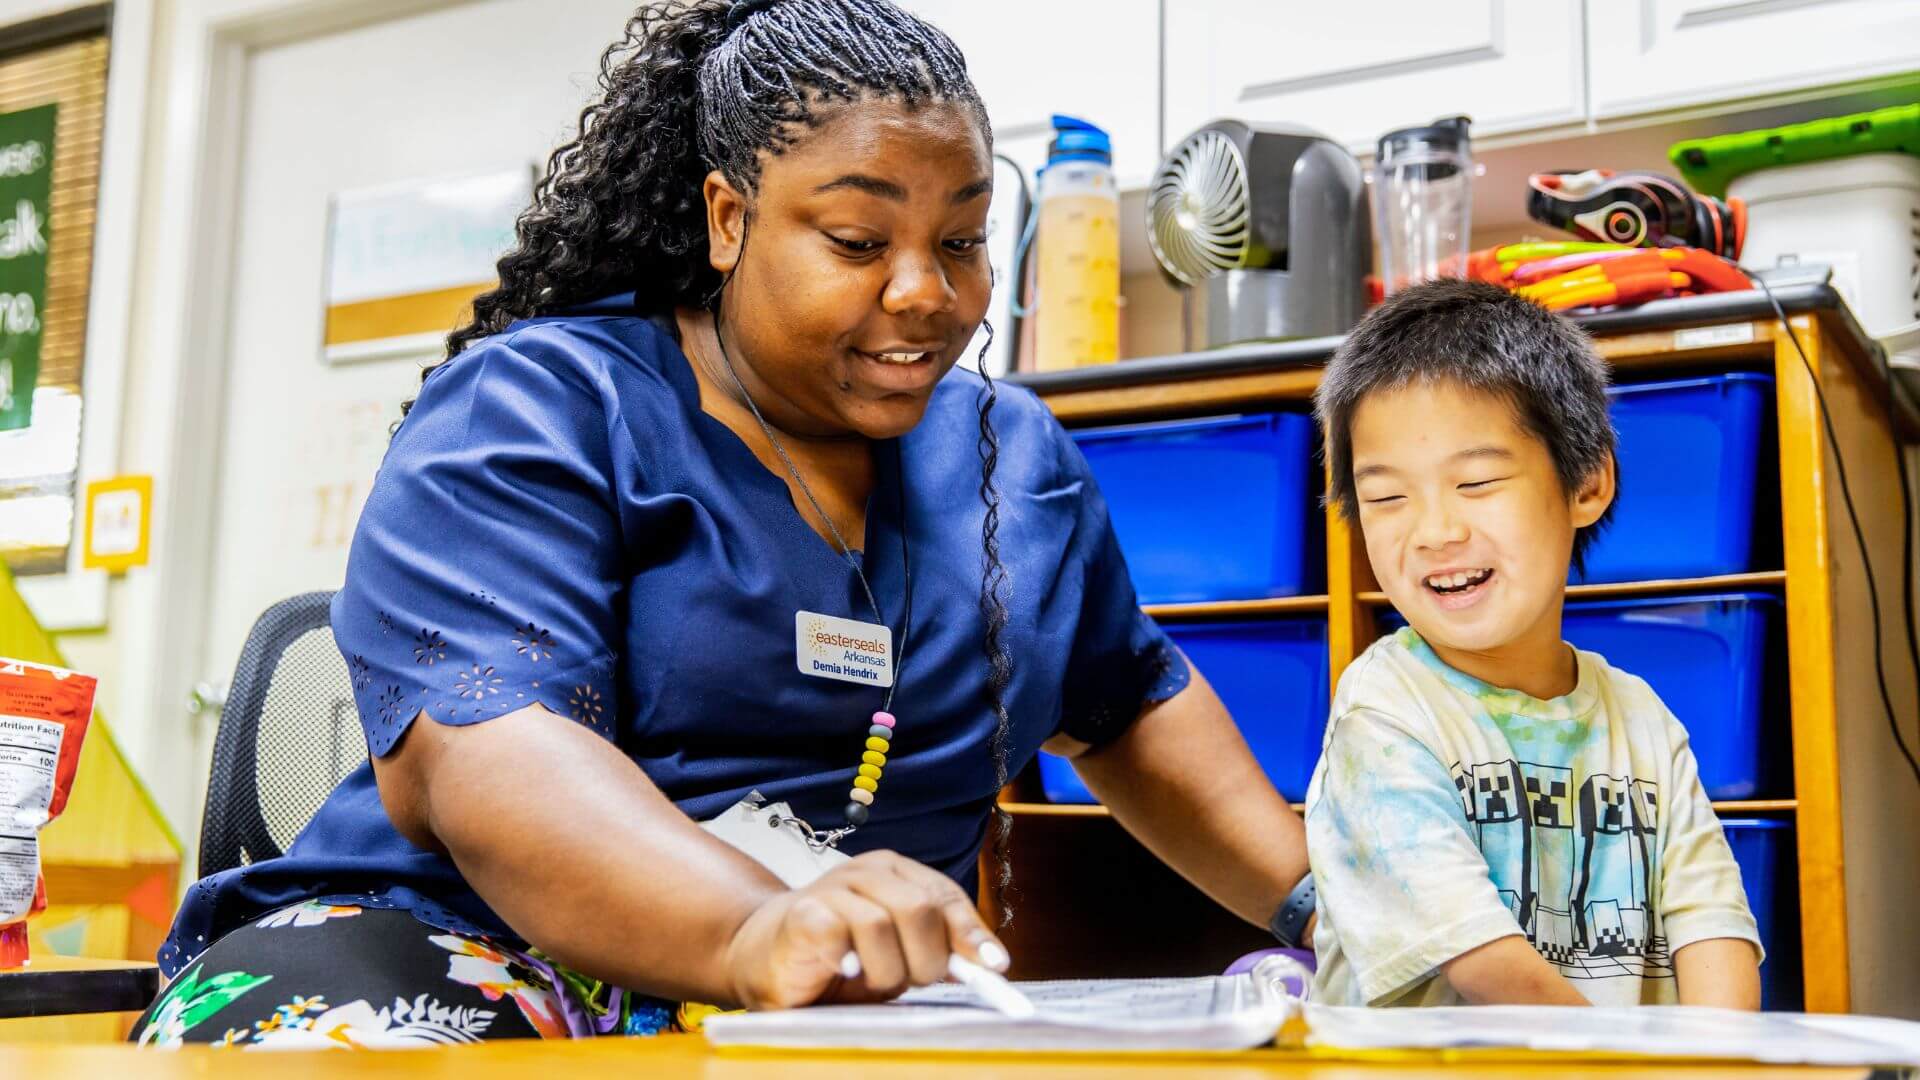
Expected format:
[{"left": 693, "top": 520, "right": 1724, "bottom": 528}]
[{"left": 198, "top": 590, "right": 367, "bottom": 876}]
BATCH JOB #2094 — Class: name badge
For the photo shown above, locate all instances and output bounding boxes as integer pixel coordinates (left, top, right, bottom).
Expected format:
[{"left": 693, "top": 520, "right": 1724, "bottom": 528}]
[{"left": 796, "top": 610, "right": 893, "bottom": 688}]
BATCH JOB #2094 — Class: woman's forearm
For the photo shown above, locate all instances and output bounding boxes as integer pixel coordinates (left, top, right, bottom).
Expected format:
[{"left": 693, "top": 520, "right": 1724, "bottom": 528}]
[
  {"left": 1054, "top": 668, "right": 1310, "bottom": 926},
  {"left": 374, "top": 704, "right": 786, "bottom": 1005}
]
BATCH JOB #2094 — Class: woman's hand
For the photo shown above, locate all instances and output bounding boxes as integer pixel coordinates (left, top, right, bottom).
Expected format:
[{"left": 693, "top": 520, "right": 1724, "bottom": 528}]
[{"left": 722, "top": 850, "right": 1009, "bottom": 1010}]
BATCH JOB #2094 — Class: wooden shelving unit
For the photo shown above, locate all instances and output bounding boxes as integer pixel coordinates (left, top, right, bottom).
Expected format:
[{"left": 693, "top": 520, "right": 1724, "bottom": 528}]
[
  {"left": 1143, "top": 595, "right": 1329, "bottom": 621},
  {"left": 1355, "top": 570, "right": 1786, "bottom": 606},
  {"left": 996, "top": 296, "right": 1920, "bottom": 1016}
]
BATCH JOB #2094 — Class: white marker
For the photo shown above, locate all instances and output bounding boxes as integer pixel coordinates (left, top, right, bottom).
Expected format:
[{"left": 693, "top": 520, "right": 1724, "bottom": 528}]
[
  {"left": 946, "top": 953, "right": 1037, "bottom": 1019},
  {"left": 836, "top": 949, "right": 1037, "bottom": 1020}
]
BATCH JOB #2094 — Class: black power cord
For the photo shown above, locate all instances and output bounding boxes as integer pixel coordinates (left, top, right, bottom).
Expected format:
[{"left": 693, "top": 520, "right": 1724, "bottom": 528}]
[{"left": 1746, "top": 271, "right": 1920, "bottom": 789}]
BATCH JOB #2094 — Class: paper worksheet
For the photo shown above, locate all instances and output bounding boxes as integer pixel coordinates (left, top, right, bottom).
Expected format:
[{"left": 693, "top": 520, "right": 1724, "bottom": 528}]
[
  {"left": 1304, "top": 1003, "right": 1920, "bottom": 1067},
  {"left": 707, "top": 958, "right": 1920, "bottom": 1065},
  {"left": 703, "top": 974, "right": 1294, "bottom": 1052}
]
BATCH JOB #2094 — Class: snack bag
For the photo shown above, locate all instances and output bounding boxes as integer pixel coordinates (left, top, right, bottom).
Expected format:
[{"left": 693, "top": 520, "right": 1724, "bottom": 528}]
[{"left": 0, "top": 659, "right": 95, "bottom": 968}]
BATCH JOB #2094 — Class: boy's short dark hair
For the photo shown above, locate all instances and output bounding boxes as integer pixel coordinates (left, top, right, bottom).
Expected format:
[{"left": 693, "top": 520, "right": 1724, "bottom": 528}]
[{"left": 1314, "top": 278, "right": 1618, "bottom": 571}]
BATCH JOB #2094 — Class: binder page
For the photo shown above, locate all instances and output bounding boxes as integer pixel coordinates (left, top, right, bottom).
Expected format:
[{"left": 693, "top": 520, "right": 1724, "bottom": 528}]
[{"left": 704, "top": 975, "right": 1291, "bottom": 1052}]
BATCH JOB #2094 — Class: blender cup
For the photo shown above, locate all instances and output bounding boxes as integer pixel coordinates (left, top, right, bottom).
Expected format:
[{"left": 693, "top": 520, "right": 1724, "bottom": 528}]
[{"left": 1372, "top": 116, "right": 1473, "bottom": 294}]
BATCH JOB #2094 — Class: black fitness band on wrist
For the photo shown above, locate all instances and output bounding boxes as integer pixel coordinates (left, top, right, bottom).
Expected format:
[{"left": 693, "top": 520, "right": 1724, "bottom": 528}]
[{"left": 1268, "top": 872, "right": 1316, "bottom": 949}]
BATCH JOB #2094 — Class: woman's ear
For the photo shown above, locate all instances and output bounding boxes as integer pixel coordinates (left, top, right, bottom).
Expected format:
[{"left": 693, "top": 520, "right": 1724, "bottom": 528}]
[
  {"left": 1570, "top": 453, "right": 1617, "bottom": 529},
  {"left": 704, "top": 169, "right": 748, "bottom": 274}
]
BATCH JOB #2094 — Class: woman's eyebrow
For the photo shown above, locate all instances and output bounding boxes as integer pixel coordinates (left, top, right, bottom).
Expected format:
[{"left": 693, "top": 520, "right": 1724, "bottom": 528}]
[
  {"left": 951, "top": 177, "right": 992, "bottom": 203},
  {"left": 809, "top": 174, "right": 993, "bottom": 204},
  {"left": 813, "top": 173, "right": 908, "bottom": 200}
]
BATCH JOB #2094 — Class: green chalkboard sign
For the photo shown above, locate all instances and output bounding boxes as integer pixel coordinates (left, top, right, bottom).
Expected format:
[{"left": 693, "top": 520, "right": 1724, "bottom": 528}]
[{"left": 0, "top": 103, "right": 56, "bottom": 433}]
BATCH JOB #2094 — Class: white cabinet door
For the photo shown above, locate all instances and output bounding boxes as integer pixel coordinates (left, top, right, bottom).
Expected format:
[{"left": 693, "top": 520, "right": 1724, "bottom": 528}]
[
  {"left": 1588, "top": 0, "right": 1920, "bottom": 118},
  {"left": 898, "top": 1, "right": 1162, "bottom": 188},
  {"left": 1163, "top": 0, "right": 1585, "bottom": 154}
]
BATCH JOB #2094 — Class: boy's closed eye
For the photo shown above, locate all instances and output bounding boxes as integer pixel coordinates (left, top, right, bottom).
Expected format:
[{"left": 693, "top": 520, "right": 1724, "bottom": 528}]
[{"left": 1457, "top": 476, "right": 1513, "bottom": 493}]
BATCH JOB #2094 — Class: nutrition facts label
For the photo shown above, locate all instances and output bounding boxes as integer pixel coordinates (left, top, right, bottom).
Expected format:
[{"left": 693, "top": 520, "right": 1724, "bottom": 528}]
[{"left": 0, "top": 714, "right": 60, "bottom": 921}]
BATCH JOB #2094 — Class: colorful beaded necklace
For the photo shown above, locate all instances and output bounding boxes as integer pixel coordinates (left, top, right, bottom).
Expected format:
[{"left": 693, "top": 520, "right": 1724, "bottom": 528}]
[{"left": 712, "top": 319, "right": 912, "bottom": 843}]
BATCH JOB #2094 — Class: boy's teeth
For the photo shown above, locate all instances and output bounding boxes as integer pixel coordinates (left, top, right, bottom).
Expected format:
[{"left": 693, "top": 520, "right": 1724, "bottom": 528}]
[
  {"left": 873, "top": 351, "right": 926, "bottom": 364},
  {"left": 1426, "top": 569, "right": 1492, "bottom": 590}
]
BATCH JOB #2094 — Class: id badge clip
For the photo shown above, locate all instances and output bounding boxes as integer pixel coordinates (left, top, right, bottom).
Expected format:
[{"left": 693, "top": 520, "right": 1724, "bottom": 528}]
[{"left": 700, "top": 791, "right": 851, "bottom": 889}]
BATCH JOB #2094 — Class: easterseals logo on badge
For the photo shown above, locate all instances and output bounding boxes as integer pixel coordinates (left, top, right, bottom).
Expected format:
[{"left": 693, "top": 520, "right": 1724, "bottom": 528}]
[{"left": 796, "top": 610, "right": 893, "bottom": 688}]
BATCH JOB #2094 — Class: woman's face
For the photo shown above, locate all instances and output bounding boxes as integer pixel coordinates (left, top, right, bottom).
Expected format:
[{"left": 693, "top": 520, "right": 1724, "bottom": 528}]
[{"left": 703, "top": 98, "right": 994, "bottom": 440}]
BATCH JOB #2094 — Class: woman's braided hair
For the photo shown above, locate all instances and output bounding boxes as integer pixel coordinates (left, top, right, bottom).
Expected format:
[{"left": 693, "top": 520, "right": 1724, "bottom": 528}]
[{"left": 432, "top": 0, "right": 1018, "bottom": 919}]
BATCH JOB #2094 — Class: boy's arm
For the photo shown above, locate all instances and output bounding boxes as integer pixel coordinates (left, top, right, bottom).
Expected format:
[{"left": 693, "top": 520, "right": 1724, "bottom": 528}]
[
  {"left": 1443, "top": 936, "right": 1590, "bottom": 1006},
  {"left": 1309, "top": 704, "right": 1541, "bottom": 1005},
  {"left": 1656, "top": 713, "right": 1764, "bottom": 1010},
  {"left": 1674, "top": 938, "right": 1761, "bottom": 1009}
]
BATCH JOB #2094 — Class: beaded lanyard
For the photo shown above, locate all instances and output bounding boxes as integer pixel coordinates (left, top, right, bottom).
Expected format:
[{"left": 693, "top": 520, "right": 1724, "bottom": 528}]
[{"left": 712, "top": 321, "right": 912, "bottom": 848}]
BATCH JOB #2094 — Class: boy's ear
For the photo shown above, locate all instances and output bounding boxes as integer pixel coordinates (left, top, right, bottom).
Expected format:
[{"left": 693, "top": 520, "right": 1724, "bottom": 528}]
[{"left": 1570, "top": 454, "right": 1617, "bottom": 529}]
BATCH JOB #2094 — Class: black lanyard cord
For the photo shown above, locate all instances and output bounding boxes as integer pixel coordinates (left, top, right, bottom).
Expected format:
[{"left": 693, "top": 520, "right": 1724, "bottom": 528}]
[{"left": 710, "top": 314, "right": 914, "bottom": 710}]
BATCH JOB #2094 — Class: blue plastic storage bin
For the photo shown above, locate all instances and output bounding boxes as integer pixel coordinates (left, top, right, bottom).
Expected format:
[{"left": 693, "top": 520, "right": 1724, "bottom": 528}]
[
  {"left": 1070, "top": 413, "right": 1318, "bottom": 605},
  {"left": 1562, "top": 592, "right": 1787, "bottom": 800},
  {"left": 1722, "top": 818, "right": 1802, "bottom": 1011},
  {"left": 1576, "top": 372, "right": 1775, "bottom": 585},
  {"left": 1379, "top": 591, "right": 1786, "bottom": 800},
  {"left": 1038, "top": 618, "right": 1330, "bottom": 804}
]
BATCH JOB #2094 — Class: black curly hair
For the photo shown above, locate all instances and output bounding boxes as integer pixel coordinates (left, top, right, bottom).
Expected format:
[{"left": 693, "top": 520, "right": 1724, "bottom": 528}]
[{"left": 429, "top": 0, "right": 1018, "bottom": 919}]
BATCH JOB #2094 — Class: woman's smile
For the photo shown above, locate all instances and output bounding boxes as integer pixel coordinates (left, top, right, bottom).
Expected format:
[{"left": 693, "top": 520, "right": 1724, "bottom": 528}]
[{"left": 849, "top": 345, "right": 945, "bottom": 393}]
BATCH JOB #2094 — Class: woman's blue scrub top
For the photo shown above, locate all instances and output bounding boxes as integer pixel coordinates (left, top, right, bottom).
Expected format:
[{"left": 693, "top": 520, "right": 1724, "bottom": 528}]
[{"left": 160, "top": 296, "right": 1189, "bottom": 978}]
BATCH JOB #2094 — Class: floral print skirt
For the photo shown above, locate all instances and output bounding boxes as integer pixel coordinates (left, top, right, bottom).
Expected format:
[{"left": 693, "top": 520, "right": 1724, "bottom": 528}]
[{"left": 130, "top": 901, "right": 711, "bottom": 1047}]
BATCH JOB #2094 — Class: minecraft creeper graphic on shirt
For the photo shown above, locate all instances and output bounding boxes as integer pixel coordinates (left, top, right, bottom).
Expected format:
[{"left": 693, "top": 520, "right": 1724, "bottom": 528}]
[
  {"left": 1459, "top": 760, "right": 1534, "bottom": 928},
  {"left": 1574, "top": 773, "right": 1655, "bottom": 957}
]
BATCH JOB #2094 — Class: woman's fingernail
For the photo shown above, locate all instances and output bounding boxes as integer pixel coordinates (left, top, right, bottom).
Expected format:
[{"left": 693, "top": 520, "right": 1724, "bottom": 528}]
[
  {"left": 977, "top": 940, "right": 1011, "bottom": 972},
  {"left": 839, "top": 951, "right": 863, "bottom": 979}
]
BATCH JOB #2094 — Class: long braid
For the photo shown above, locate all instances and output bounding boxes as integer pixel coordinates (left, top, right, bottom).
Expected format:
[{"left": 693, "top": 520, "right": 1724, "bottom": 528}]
[
  {"left": 424, "top": 0, "right": 1016, "bottom": 904},
  {"left": 973, "top": 324, "right": 1017, "bottom": 923}
]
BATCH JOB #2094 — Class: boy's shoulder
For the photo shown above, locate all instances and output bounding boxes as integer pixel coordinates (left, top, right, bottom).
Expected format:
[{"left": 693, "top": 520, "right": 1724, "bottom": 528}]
[
  {"left": 1326, "top": 629, "right": 1453, "bottom": 739},
  {"left": 1332, "top": 630, "right": 1690, "bottom": 746},
  {"left": 1566, "top": 644, "right": 1688, "bottom": 737},
  {"left": 1333, "top": 628, "right": 1460, "bottom": 709}
]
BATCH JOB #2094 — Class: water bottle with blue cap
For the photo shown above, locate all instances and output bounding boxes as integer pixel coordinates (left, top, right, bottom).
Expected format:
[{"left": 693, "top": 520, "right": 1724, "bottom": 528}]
[{"left": 1032, "top": 115, "right": 1119, "bottom": 371}]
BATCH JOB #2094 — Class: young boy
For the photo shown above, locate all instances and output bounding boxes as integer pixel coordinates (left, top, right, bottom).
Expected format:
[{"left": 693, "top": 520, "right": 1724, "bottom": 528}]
[{"left": 1304, "top": 279, "right": 1762, "bottom": 1008}]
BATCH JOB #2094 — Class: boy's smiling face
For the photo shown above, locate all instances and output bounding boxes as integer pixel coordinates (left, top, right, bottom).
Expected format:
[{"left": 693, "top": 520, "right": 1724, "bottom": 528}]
[{"left": 1350, "top": 378, "right": 1614, "bottom": 689}]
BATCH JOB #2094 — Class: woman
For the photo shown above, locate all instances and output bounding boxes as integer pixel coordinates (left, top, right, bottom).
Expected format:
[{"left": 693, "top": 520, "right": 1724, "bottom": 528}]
[{"left": 138, "top": 0, "right": 1310, "bottom": 1047}]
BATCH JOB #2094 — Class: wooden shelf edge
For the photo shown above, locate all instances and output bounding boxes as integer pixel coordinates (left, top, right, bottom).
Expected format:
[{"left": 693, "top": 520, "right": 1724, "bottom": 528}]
[
  {"left": 1356, "top": 569, "right": 1787, "bottom": 606},
  {"left": 1143, "top": 594, "right": 1330, "bottom": 620}
]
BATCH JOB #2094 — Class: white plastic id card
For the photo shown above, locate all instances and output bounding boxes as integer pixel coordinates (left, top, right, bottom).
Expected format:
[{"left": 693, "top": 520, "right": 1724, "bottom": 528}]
[
  {"left": 795, "top": 610, "right": 893, "bottom": 688},
  {"left": 701, "top": 793, "right": 851, "bottom": 888}
]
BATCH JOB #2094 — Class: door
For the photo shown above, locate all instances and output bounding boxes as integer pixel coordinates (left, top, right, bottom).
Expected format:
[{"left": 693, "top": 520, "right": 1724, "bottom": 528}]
[
  {"left": 1162, "top": 0, "right": 1586, "bottom": 154},
  {"left": 184, "top": 0, "right": 640, "bottom": 864},
  {"left": 1586, "top": 0, "right": 1920, "bottom": 119}
]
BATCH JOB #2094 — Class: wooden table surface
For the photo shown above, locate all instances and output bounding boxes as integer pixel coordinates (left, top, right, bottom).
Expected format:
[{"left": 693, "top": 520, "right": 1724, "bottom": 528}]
[
  {"left": 0, "top": 1035, "right": 1886, "bottom": 1079},
  {"left": 0, "top": 955, "right": 158, "bottom": 1019}
]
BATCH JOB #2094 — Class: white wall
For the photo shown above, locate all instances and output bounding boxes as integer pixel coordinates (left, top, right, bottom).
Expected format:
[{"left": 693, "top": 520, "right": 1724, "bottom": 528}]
[{"left": 17, "top": 0, "right": 645, "bottom": 841}]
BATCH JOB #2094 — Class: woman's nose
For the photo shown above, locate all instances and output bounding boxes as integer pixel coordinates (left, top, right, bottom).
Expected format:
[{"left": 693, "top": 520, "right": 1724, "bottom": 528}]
[{"left": 881, "top": 250, "right": 956, "bottom": 317}]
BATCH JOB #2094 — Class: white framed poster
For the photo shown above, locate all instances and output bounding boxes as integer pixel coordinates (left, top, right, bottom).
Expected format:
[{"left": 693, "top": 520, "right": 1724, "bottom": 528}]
[{"left": 321, "top": 166, "right": 533, "bottom": 364}]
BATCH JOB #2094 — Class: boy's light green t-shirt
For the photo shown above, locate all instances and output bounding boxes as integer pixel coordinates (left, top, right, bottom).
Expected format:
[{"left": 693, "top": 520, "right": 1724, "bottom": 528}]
[{"left": 1305, "top": 627, "right": 1761, "bottom": 1007}]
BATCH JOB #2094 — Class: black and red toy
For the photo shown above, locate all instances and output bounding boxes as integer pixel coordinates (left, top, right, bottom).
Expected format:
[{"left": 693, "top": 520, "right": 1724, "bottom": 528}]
[{"left": 1527, "top": 169, "right": 1745, "bottom": 261}]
